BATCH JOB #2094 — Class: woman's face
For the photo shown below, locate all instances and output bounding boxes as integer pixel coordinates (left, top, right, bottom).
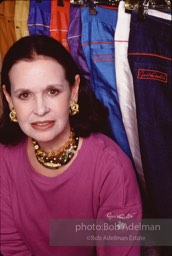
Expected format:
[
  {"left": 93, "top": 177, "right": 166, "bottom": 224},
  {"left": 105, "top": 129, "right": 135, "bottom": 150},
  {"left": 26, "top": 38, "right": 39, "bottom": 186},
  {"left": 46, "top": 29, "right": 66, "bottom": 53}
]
[{"left": 3, "top": 57, "right": 80, "bottom": 147}]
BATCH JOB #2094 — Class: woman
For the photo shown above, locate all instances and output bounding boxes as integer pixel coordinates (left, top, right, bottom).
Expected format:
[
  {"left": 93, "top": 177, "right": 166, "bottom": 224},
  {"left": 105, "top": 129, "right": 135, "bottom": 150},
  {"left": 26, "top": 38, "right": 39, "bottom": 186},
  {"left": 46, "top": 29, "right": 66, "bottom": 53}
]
[{"left": 0, "top": 35, "right": 142, "bottom": 256}]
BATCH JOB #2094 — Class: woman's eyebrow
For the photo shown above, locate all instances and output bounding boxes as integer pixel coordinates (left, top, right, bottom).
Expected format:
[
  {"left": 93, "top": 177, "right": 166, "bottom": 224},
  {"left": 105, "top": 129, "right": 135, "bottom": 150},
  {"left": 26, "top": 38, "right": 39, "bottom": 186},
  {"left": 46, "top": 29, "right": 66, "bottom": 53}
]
[
  {"left": 13, "top": 83, "right": 64, "bottom": 94},
  {"left": 13, "top": 89, "right": 31, "bottom": 95},
  {"left": 45, "top": 83, "right": 64, "bottom": 89}
]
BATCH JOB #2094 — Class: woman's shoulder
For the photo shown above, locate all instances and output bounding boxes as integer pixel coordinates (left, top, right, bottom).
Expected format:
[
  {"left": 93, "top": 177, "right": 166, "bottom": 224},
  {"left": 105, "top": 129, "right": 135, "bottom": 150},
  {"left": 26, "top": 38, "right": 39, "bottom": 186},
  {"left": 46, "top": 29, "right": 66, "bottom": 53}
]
[
  {"left": 0, "top": 143, "right": 6, "bottom": 150},
  {"left": 84, "top": 133, "right": 135, "bottom": 180},
  {"left": 0, "top": 140, "right": 27, "bottom": 181},
  {"left": 86, "top": 133, "right": 129, "bottom": 161},
  {"left": 84, "top": 134, "right": 141, "bottom": 208},
  {"left": 0, "top": 139, "right": 27, "bottom": 159},
  {"left": 0, "top": 143, "right": 8, "bottom": 155}
]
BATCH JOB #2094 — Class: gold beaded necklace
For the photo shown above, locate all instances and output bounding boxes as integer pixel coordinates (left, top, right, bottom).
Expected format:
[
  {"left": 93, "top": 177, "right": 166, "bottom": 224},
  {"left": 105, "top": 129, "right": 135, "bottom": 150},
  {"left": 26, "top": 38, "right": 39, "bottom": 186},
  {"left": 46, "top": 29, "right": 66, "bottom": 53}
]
[{"left": 32, "top": 130, "right": 79, "bottom": 169}]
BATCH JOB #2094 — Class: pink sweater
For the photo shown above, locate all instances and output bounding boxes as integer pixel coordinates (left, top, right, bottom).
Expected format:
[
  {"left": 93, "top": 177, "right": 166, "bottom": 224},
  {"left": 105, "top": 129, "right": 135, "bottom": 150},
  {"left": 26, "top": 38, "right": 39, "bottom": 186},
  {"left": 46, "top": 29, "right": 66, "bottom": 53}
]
[{"left": 0, "top": 134, "right": 142, "bottom": 256}]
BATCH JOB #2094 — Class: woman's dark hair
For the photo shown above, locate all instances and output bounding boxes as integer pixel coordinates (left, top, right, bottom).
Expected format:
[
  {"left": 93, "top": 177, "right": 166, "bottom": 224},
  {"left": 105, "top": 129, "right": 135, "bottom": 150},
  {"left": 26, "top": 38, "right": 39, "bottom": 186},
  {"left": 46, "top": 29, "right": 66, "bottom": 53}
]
[{"left": 0, "top": 35, "right": 110, "bottom": 145}]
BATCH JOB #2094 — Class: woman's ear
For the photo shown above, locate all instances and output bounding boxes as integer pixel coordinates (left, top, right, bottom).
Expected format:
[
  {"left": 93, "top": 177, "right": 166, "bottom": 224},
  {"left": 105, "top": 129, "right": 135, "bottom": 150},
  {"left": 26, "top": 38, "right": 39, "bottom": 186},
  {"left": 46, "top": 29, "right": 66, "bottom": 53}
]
[
  {"left": 2, "top": 85, "right": 13, "bottom": 110},
  {"left": 71, "top": 74, "right": 80, "bottom": 102}
]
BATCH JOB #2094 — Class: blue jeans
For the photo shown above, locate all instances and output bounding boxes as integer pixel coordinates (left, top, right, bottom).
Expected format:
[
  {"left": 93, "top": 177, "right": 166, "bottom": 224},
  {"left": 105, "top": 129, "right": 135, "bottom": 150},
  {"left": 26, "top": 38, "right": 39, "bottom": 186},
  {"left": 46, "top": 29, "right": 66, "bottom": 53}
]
[
  {"left": 28, "top": 0, "right": 51, "bottom": 36},
  {"left": 67, "top": 6, "right": 90, "bottom": 82},
  {"left": 81, "top": 6, "right": 132, "bottom": 158},
  {"left": 128, "top": 12, "right": 172, "bottom": 219}
]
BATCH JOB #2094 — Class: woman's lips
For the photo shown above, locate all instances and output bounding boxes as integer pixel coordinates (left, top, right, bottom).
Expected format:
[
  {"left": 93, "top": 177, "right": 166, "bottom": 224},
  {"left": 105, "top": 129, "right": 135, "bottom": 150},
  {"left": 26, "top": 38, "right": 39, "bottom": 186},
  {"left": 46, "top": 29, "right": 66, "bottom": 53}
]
[{"left": 31, "top": 121, "right": 55, "bottom": 130}]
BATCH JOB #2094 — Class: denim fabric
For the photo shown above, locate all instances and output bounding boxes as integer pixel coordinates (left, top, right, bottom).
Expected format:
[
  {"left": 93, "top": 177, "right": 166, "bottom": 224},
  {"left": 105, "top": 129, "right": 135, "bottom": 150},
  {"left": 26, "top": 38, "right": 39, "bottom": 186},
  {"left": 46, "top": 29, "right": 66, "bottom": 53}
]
[
  {"left": 0, "top": 0, "right": 16, "bottom": 60},
  {"left": 128, "top": 12, "right": 172, "bottom": 219},
  {"left": 114, "top": 1, "right": 144, "bottom": 185},
  {"left": 67, "top": 6, "right": 90, "bottom": 82},
  {"left": 50, "top": 0, "right": 70, "bottom": 51},
  {"left": 14, "top": 0, "right": 30, "bottom": 40},
  {"left": 81, "top": 6, "right": 132, "bottom": 158},
  {"left": 28, "top": 0, "right": 51, "bottom": 36}
]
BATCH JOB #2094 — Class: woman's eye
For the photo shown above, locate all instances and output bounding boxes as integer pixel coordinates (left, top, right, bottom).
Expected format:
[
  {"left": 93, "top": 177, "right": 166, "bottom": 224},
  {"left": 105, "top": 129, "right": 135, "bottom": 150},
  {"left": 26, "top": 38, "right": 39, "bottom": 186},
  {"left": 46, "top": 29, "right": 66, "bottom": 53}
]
[
  {"left": 19, "top": 92, "right": 30, "bottom": 99},
  {"left": 48, "top": 89, "right": 59, "bottom": 95}
]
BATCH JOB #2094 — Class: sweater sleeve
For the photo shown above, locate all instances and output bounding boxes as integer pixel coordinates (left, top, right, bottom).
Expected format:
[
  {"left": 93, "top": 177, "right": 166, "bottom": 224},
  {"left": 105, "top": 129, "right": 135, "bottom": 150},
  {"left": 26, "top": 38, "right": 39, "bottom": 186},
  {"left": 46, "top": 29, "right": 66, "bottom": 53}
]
[
  {"left": 96, "top": 147, "right": 142, "bottom": 256},
  {"left": 0, "top": 144, "right": 32, "bottom": 256}
]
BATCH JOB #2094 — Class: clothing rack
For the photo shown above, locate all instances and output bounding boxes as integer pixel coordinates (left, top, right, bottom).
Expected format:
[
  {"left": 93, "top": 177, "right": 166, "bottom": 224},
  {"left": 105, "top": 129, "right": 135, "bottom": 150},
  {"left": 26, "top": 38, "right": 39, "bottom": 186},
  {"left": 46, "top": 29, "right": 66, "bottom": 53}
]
[
  {"left": 138, "top": 0, "right": 171, "bottom": 19},
  {"left": 70, "top": 0, "right": 171, "bottom": 16},
  {"left": 0, "top": 0, "right": 171, "bottom": 17},
  {"left": 0, "top": 0, "right": 64, "bottom": 6},
  {"left": 70, "top": 0, "right": 121, "bottom": 7}
]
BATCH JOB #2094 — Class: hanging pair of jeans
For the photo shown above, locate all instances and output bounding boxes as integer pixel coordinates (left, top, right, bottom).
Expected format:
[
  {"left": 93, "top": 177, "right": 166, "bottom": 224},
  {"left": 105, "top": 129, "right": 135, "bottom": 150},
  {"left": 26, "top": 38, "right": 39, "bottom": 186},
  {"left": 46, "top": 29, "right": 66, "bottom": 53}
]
[
  {"left": 14, "top": 0, "right": 30, "bottom": 40},
  {"left": 81, "top": 6, "right": 132, "bottom": 158},
  {"left": 128, "top": 12, "right": 172, "bottom": 220},
  {"left": 67, "top": 6, "right": 90, "bottom": 82},
  {"left": 50, "top": 0, "right": 70, "bottom": 51},
  {"left": 114, "top": 1, "right": 144, "bottom": 185},
  {"left": 27, "top": 0, "right": 51, "bottom": 36},
  {"left": 0, "top": 0, "right": 16, "bottom": 60}
]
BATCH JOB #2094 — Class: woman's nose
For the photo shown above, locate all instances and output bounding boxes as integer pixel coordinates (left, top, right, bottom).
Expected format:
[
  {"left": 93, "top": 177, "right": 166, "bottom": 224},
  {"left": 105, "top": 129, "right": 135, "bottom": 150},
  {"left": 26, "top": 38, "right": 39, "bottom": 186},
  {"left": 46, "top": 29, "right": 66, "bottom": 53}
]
[{"left": 33, "top": 97, "right": 49, "bottom": 116}]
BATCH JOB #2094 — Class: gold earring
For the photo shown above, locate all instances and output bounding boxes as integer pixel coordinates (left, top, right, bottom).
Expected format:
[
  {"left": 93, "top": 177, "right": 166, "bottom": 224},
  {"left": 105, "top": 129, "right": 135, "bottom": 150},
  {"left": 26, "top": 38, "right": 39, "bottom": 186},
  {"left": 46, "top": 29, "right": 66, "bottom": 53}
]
[
  {"left": 69, "top": 100, "right": 79, "bottom": 116},
  {"left": 9, "top": 108, "right": 18, "bottom": 122}
]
